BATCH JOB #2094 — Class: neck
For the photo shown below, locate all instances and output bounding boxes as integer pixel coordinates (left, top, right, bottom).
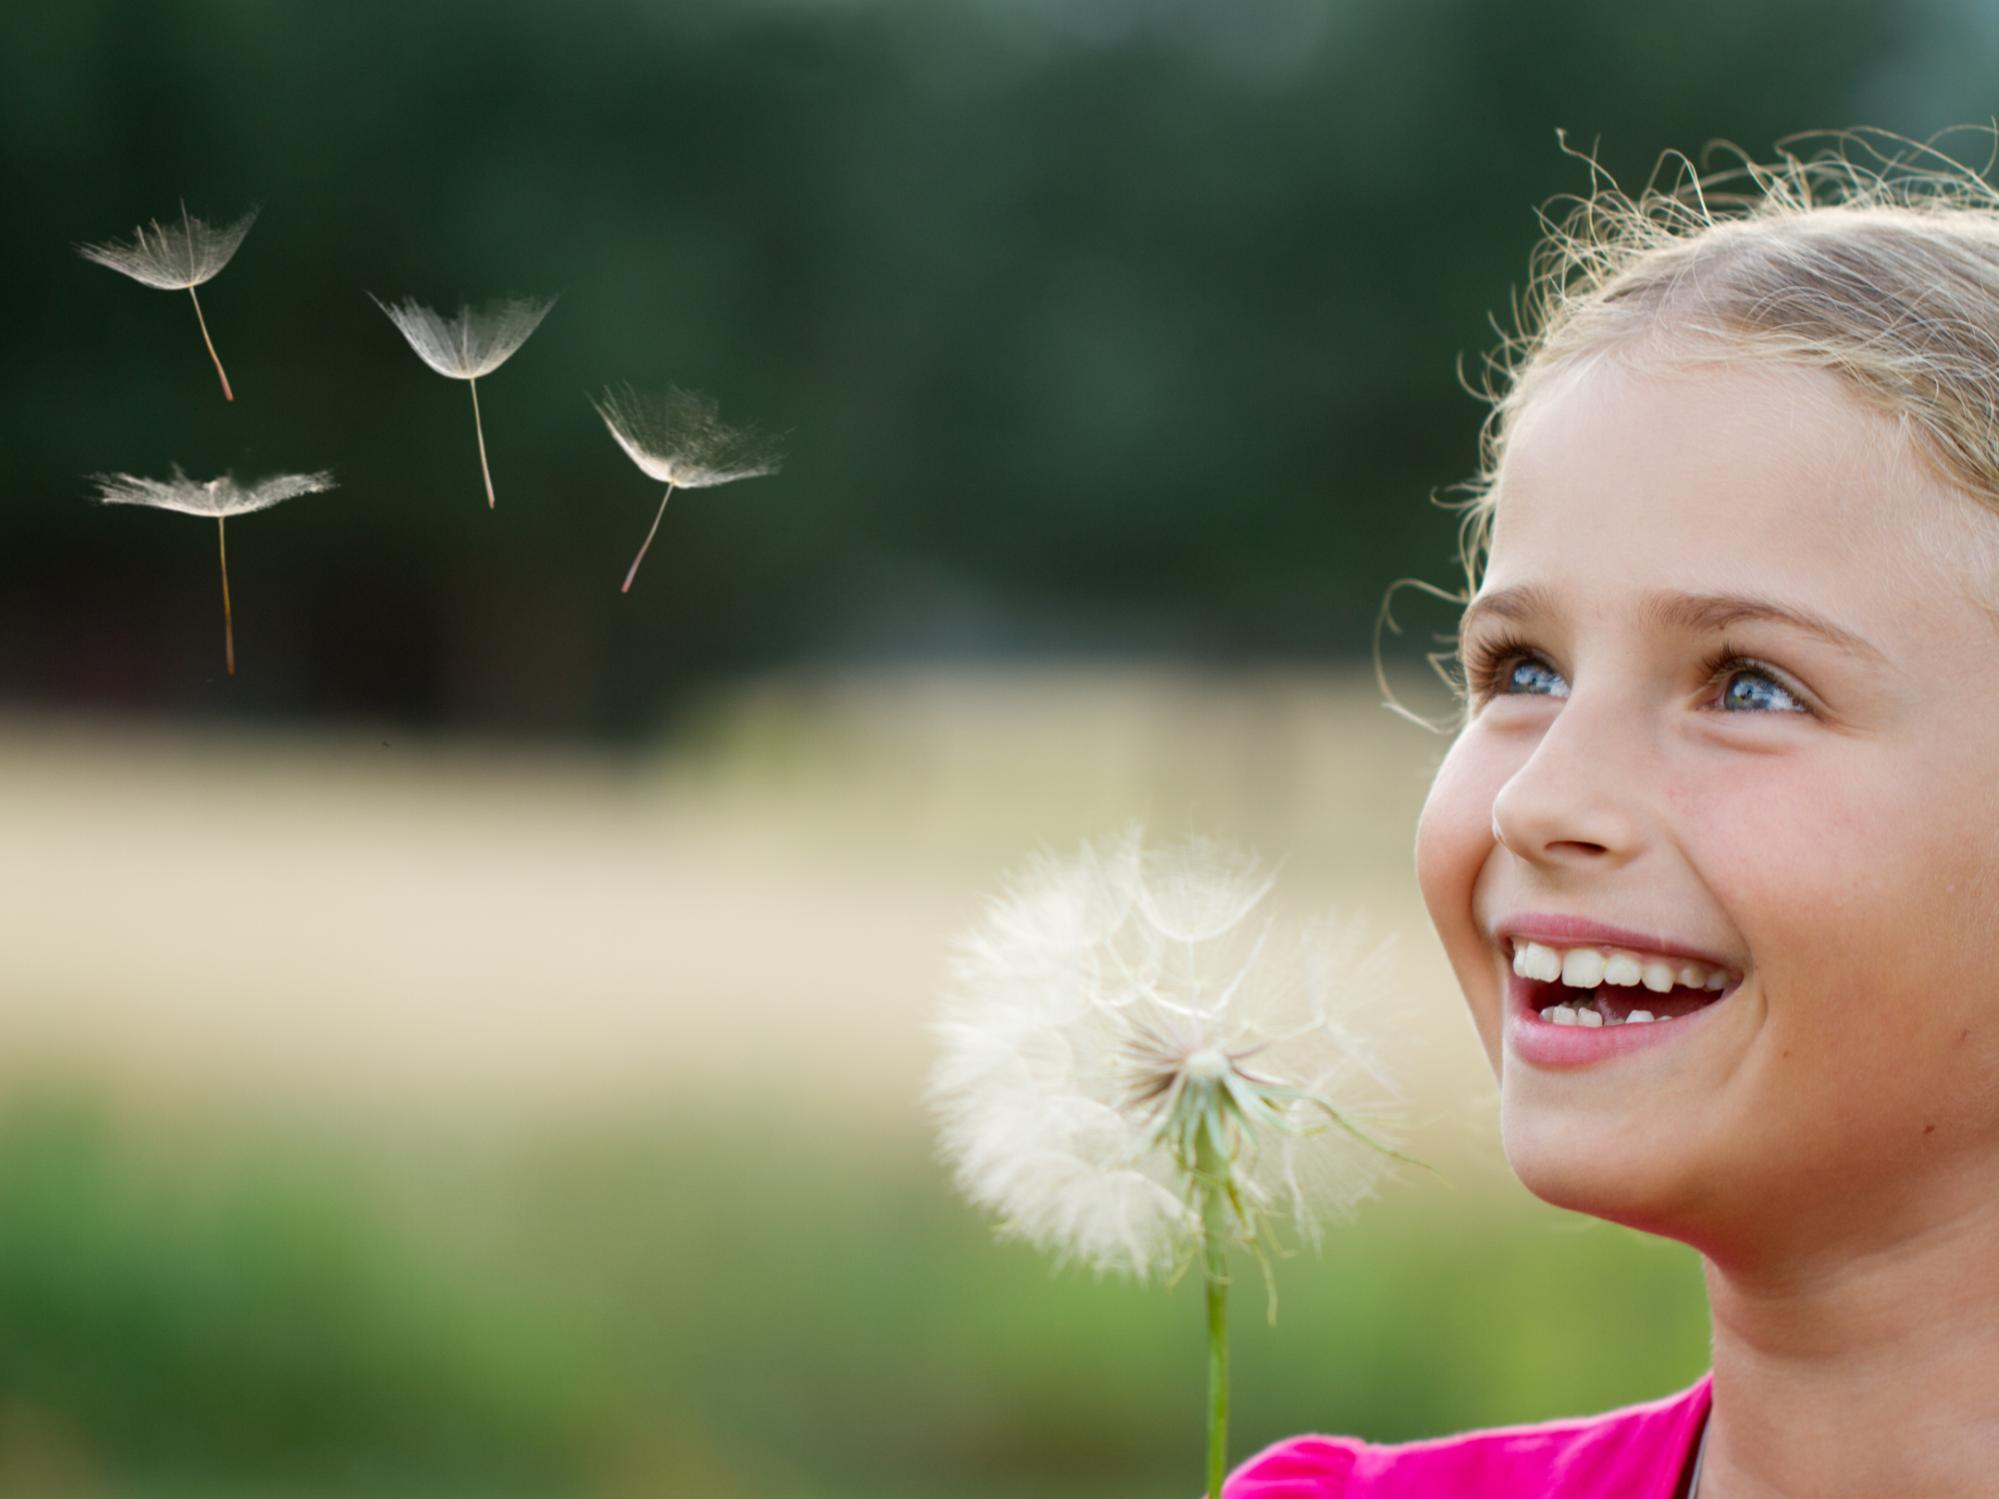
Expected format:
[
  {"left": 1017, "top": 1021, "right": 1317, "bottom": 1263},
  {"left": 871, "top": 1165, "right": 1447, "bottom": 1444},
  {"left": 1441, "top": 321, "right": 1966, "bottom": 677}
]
[{"left": 1700, "top": 1189, "right": 1999, "bottom": 1498}]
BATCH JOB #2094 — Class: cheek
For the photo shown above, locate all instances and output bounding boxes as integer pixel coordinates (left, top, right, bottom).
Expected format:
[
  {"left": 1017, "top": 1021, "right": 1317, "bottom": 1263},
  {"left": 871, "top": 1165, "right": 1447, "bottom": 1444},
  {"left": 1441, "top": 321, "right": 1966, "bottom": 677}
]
[
  {"left": 1415, "top": 731, "right": 1507, "bottom": 1057},
  {"left": 1682, "top": 752, "right": 1999, "bottom": 1140}
]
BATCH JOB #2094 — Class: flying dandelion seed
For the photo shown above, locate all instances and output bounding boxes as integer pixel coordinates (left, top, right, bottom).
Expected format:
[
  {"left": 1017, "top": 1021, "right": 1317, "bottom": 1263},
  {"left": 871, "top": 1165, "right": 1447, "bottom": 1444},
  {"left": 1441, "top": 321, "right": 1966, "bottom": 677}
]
[
  {"left": 92, "top": 466, "right": 336, "bottom": 677},
  {"left": 77, "top": 203, "right": 258, "bottom": 402},
  {"left": 371, "top": 293, "right": 554, "bottom": 510},
  {"left": 590, "top": 383, "right": 784, "bottom": 593},
  {"left": 929, "top": 828, "right": 1414, "bottom": 1499}
]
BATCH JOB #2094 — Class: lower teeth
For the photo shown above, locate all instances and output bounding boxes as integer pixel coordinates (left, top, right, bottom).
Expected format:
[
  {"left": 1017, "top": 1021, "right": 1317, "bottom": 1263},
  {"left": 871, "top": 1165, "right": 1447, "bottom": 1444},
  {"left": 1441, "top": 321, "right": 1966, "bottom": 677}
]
[{"left": 1539, "top": 1003, "right": 1664, "bottom": 1027}]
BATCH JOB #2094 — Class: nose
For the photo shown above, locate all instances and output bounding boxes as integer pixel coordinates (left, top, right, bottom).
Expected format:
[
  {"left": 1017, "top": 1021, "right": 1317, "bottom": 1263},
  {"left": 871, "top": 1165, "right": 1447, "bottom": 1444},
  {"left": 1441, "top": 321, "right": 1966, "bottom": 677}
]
[{"left": 1488, "top": 694, "right": 1648, "bottom": 868}]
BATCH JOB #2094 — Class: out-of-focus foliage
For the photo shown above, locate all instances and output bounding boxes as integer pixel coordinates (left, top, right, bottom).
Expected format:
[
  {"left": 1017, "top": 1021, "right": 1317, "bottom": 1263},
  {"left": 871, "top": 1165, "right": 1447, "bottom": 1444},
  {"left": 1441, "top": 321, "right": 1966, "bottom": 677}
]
[
  {"left": 0, "top": 0, "right": 1967, "bottom": 735},
  {"left": 0, "top": 1092, "right": 1706, "bottom": 1499}
]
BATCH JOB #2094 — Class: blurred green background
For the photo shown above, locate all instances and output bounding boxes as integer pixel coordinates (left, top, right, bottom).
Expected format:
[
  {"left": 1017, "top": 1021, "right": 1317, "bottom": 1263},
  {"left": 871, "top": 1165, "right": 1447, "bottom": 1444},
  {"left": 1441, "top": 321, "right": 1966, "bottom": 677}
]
[
  {"left": 2, "top": 0, "right": 1994, "bottom": 1493},
  {"left": 6, "top": 0, "right": 1973, "bottom": 730}
]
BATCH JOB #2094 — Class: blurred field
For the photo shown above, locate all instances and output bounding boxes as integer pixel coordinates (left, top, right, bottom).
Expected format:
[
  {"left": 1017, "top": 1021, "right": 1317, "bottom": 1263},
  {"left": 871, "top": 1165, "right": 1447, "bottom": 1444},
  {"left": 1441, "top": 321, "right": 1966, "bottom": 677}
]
[
  {"left": 0, "top": 669, "right": 1710, "bottom": 1498},
  {"left": 0, "top": 665, "right": 1472, "bottom": 1137}
]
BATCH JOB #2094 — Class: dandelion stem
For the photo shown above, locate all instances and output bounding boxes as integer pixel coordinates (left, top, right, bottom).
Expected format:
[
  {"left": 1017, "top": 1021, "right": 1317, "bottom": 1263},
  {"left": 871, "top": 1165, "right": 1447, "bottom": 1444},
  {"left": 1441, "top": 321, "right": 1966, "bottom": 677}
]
[
  {"left": 1196, "top": 1125, "right": 1231, "bottom": 1499},
  {"left": 216, "top": 516, "right": 236, "bottom": 678},
  {"left": 468, "top": 376, "right": 497, "bottom": 509},
  {"left": 187, "top": 285, "right": 233, "bottom": 402},
  {"left": 621, "top": 482, "right": 676, "bottom": 594}
]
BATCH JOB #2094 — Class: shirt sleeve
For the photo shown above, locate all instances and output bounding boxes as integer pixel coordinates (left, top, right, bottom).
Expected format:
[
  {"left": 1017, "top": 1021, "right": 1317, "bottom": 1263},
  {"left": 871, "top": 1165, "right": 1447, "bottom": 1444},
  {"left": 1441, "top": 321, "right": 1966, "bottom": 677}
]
[{"left": 1222, "top": 1435, "right": 1360, "bottom": 1498}]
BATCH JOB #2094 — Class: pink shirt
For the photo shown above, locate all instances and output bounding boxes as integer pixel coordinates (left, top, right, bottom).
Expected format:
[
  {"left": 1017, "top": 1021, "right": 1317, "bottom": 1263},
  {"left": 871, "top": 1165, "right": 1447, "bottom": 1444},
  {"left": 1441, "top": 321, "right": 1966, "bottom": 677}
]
[{"left": 1224, "top": 1376, "right": 1712, "bottom": 1499}]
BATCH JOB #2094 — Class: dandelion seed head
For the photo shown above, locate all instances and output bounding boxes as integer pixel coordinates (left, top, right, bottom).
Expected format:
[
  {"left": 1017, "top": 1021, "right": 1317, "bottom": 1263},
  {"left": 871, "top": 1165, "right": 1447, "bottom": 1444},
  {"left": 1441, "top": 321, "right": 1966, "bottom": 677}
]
[
  {"left": 77, "top": 204, "right": 258, "bottom": 290},
  {"left": 592, "top": 383, "right": 785, "bottom": 489},
  {"left": 371, "top": 293, "right": 554, "bottom": 379},
  {"left": 929, "top": 827, "right": 1405, "bottom": 1280},
  {"left": 91, "top": 465, "right": 337, "bottom": 519}
]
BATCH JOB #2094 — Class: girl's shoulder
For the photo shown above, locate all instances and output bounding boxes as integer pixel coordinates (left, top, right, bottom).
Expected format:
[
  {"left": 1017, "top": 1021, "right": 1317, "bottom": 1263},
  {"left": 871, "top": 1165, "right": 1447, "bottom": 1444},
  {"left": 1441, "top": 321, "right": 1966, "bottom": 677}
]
[{"left": 1223, "top": 1375, "right": 1712, "bottom": 1499}]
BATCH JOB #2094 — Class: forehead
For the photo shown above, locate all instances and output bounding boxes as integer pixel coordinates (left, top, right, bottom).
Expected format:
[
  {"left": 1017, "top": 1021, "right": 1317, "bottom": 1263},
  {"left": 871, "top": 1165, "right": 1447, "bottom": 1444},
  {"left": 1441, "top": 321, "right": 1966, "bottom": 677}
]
[{"left": 1483, "top": 355, "right": 1979, "bottom": 628}]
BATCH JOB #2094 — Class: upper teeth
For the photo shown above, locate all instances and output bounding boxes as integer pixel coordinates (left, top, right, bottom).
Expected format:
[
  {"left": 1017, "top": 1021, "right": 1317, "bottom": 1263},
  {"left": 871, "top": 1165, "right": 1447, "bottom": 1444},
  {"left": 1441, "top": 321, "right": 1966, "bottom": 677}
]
[{"left": 1512, "top": 940, "right": 1731, "bottom": 992}]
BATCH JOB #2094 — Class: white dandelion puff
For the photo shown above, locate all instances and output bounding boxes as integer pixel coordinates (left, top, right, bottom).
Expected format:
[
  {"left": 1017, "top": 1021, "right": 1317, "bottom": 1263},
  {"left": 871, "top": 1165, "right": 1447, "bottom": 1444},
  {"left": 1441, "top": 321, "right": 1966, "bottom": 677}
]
[
  {"left": 929, "top": 827, "right": 1414, "bottom": 1499},
  {"left": 93, "top": 466, "right": 336, "bottom": 677},
  {"left": 371, "top": 293, "right": 555, "bottom": 510},
  {"left": 590, "top": 383, "right": 784, "bottom": 593},
  {"left": 77, "top": 202, "right": 258, "bottom": 402}
]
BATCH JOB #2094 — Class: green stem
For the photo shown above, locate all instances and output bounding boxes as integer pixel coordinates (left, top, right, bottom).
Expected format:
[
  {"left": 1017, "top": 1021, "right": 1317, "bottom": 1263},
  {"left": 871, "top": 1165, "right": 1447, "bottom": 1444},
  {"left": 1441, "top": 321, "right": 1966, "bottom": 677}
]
[{"left": 1196, "top": 1125, "right": 1230, "bottom": 1499}]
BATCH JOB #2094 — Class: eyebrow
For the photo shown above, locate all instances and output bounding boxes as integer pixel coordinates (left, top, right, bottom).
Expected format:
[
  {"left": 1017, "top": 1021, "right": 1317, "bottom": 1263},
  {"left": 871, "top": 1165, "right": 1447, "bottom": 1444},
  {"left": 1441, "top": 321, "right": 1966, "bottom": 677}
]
[{"left": 1459, "top": 583, "right": 1887, "bottom": 662}]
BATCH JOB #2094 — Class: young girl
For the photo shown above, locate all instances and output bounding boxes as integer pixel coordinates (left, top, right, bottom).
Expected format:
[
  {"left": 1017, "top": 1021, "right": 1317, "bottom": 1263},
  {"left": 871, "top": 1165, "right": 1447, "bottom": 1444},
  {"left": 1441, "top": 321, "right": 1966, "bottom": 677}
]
[{"left": 1227, "top": 132, "right": 1999, "bottom": 1498}]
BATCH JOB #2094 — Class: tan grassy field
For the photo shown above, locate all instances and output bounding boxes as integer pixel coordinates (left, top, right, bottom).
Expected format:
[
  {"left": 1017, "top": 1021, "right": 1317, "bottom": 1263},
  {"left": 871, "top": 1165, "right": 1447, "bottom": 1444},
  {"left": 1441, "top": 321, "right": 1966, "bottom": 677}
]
[{"left": 0, "top": 667, "right": 1503, "bottom": 1177}]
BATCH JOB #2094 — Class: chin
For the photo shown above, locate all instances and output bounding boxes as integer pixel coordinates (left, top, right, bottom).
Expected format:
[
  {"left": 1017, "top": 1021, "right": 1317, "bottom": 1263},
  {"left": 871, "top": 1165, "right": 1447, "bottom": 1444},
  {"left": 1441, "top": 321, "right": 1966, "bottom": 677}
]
[{"left": 1498, "top": 1090, "right": 1704, "bottom": 1237}]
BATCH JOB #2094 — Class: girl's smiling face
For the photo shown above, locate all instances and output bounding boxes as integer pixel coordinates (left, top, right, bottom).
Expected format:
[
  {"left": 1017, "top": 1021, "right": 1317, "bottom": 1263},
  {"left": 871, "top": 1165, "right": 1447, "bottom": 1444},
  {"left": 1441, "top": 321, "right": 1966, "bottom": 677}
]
[{"left": 1415, "top": 355, "right": 1999, "bottom": 1263}]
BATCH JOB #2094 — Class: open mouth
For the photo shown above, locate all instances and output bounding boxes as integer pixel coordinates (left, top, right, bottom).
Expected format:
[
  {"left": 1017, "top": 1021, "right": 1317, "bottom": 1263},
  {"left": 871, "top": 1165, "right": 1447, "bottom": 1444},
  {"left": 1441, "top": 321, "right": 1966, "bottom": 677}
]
[{"left": 1508, "top": 939, "right": 1739, "bottom": 1029}]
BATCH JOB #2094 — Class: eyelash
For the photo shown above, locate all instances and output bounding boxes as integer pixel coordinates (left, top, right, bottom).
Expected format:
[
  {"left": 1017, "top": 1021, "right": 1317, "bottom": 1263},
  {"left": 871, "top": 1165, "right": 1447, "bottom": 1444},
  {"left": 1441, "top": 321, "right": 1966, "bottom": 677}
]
[{"left": 1461, "top": 631, "right": 1813, "bottom": 715}]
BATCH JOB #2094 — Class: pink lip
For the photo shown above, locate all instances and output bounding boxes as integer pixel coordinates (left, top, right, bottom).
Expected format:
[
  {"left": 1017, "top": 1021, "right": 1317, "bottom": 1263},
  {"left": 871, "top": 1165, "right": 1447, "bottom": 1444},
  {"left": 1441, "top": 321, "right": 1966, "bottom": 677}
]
[{"left": 1494, "top": 912, "right": 1739, "bottom": 973}]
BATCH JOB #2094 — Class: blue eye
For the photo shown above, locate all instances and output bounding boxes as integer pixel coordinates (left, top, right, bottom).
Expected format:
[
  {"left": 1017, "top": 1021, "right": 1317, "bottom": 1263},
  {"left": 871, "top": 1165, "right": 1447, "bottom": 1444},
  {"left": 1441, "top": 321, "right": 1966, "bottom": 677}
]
[
  {"left": 1462, "top": 633, "right": 1569, "bottom": 704},
  {"left": 1504, "top": 657, "right": 1569, "bottom": 698},
  {"left": 1717, "top": 663, "right": 1806, "bottom": 714}
]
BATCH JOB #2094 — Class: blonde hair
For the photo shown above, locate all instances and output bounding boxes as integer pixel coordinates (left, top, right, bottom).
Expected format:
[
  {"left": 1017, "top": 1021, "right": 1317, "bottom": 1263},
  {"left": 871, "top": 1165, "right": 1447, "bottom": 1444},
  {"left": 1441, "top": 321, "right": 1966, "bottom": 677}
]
[{"left": 1460, "top": 127, "right": 1999, "bottom": 612}]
